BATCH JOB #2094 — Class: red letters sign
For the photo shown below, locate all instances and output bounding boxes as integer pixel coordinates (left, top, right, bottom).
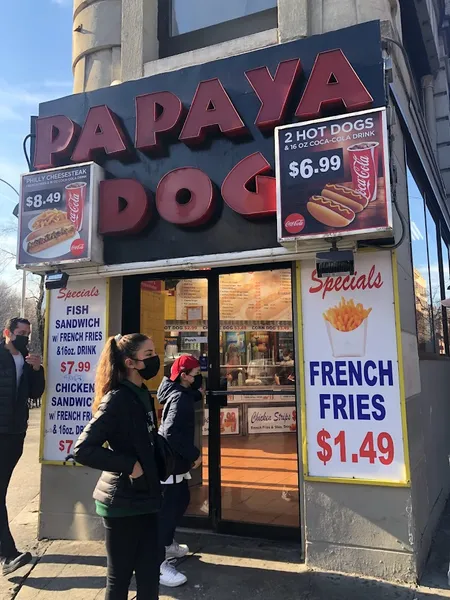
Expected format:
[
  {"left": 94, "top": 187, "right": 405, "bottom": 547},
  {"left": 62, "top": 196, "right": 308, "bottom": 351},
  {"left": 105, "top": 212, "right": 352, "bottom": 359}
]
[
  {"left": 156, "top": 168, "right": 216, "bottom": 227},
  {"left": 32, "top": 48, "right": 375, "bottom": 235},
  {"left": 296, "top": 49, "right": 373, "bottom": 120}
]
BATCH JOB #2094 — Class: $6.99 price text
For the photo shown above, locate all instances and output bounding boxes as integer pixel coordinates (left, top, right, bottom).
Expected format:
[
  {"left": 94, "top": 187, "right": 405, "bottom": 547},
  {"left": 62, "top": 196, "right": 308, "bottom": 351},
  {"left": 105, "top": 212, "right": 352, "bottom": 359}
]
[
  {"left": 316, "top": 429, "right": 394, "bottom": 467},
  {"left": 289, "top": 155, "right": 341, "bottom": 179}
]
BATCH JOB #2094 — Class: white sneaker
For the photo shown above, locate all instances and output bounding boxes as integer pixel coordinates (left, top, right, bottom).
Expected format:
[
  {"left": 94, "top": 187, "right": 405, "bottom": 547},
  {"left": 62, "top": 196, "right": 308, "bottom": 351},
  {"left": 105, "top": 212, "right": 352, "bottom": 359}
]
[
  {"left": 166, "top": 540, "right": 189, "bottom": 559},
  {"left": 160, "top": 560, "right": 187, "bottom": 587}
]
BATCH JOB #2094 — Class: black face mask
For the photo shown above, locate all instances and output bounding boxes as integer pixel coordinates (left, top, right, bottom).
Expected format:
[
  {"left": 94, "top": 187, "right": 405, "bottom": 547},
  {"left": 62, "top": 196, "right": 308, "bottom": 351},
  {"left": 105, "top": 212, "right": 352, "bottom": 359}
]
[
  {"left": 137, "top": 355, "right": 160, "bottom": 380},
  {"left": 191, "top": 374, "right": 203, "bottom": 390},
  {"left": 12, "top": 335, "right": 29, "bottom": 354}
]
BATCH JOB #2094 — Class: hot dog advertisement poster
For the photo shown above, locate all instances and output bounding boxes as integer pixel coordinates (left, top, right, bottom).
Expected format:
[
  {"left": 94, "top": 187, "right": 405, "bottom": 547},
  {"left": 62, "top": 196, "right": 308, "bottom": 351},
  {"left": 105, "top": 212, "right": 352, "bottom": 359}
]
[
  {"left": 275, "top": 108, "right": 392, "bottom": 243},
  {"left": 17, "top": 162, "right": 104, "bottom": 269}
]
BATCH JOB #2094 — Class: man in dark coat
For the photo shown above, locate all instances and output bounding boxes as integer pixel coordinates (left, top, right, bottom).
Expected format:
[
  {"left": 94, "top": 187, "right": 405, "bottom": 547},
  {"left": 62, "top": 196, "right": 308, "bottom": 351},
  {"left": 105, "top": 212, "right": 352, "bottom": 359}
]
[{"left": 0, "top": 317, "right": 45, "bottom": 576}]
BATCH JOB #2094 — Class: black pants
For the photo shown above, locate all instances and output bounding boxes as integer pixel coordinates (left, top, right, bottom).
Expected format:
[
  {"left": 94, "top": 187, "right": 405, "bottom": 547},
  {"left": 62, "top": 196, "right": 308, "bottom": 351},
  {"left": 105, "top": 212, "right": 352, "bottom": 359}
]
[
  {"left": 103, "top": 513, "right": 160, "bottom": 600},
  {"left": 159, "top": 479, "right": 191, "bottom": 550},
  {"left": 0, "top": 434, "right": 25, "bottom": 560}
]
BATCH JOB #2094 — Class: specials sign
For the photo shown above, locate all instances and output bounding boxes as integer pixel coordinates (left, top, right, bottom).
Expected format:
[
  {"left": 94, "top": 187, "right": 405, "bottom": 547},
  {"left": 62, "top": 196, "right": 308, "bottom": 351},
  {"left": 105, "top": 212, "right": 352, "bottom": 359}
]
[
  {"left": 275, "top": 108, "right": 392, "bottom": 243},
  {"left": 27, "top": 21, "right": 385, "bottom": 266},
  {"left": 300, "top": 252, "right": 407, "bottom": 483},
  {"left": 41, "top": 279, "right": 108, "bottom": 464},
  {"left": 17, "top": 162, "right": 104, "bottom": 268}
]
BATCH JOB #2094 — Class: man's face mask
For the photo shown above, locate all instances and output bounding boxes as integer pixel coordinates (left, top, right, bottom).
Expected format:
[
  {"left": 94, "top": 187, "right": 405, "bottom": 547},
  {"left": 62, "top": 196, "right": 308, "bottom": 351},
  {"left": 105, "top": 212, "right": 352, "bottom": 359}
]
[{"left": 12, "top": 335, "right": 29, "bottom": 353}]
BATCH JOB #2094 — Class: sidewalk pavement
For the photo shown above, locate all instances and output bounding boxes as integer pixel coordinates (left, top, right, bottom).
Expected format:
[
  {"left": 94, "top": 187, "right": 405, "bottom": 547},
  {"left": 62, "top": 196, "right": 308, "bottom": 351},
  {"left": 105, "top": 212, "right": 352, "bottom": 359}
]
[{"left": 6, "top": 522, "right": 450, "bottom": 600}]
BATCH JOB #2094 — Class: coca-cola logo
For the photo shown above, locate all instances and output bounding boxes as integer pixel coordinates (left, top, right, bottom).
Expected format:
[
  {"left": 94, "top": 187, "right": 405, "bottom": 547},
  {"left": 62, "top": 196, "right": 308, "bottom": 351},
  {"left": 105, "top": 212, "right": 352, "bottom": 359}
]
[
  {"left": 68, "top": 192, "right": 80, "bottom": 205},
  {"left": 309, "top": 265, "right": 383, "bottom": 299},
  {"left": 57, "top": 286, "right": 100, "bottom": 300},
  {"left": 284, "top": 213, "right": 305, "bottom": 234},
  {"left": 70, "top": 239, "right": 86, "bottom": 257},
  {"left": 352, "top": 154, "right": 372, "bottom": 198}
]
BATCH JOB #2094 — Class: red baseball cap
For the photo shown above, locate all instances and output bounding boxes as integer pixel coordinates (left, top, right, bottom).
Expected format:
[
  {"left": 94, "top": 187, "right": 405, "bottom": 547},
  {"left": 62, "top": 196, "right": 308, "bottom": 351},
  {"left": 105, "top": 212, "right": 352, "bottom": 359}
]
[{"left": 170, "top": 355, "right": 200, "bottom": 381}]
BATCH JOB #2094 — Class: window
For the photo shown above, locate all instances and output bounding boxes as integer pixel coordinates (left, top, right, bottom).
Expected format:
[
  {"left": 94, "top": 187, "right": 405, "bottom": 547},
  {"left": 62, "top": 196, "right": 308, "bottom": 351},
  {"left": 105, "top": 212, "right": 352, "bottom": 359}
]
[
  {"left": 171, "top": 0, "right": 277, "bottom": 35},
  {"left": 408, "top": 166, "right": 448, "bottom": 355},
  {"left": 440, "top": 234, "right": 450, "bottom": 351},
  {"left": 159, "top": 0, "right": 278, "bottom": 58},
  {"left": 425, "top": 207, "right": 444, "bottom": 353}
]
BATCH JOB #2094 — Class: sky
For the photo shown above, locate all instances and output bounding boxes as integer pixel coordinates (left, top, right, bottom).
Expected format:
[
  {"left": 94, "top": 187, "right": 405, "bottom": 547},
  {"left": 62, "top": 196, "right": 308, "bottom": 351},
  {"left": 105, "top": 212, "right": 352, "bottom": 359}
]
[{"left": 0, "top": 0, "right": 73, "bottom": 287}]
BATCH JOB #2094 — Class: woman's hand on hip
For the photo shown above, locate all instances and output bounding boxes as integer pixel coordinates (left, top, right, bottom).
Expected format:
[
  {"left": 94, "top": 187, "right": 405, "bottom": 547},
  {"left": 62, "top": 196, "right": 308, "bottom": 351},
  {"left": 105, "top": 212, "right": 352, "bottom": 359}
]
[{"left": 130, "top": 461, "right": 144, "bottom": 479}]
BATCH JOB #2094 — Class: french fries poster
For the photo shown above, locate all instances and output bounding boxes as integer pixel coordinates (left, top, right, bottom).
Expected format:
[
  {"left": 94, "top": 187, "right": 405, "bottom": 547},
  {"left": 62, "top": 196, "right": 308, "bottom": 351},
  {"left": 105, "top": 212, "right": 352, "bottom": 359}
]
[
  {"left": 17, "top": 163, "right": 103, "bottom": 268},
  {"left": 275, "top": 108, "right": 393, "bottom": 243},
  {"left": 301, "top": 252, "right": 407, "bottom": 483}
]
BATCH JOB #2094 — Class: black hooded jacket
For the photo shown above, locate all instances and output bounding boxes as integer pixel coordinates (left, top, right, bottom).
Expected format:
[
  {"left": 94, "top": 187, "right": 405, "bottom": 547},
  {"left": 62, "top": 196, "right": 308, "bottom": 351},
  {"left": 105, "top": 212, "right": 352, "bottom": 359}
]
[
  {"left": 0, "top": 342, "right": 45, "bottom": 435},
  {"left": 73, "top": 384, "right": 161, "bottom": 513},
  {"left": 157, "top": 377, "right": 201, "bottom": 476}
]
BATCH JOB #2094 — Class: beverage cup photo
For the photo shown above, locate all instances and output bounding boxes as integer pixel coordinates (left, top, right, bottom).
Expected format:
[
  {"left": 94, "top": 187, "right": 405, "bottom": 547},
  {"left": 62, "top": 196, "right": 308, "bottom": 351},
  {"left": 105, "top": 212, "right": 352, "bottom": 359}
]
[
  {"left": 347, "top": 141, "right": 379, "bottom": 203},
  {"left": 65, "top": 182, "right": 87, "bottom": 232}
]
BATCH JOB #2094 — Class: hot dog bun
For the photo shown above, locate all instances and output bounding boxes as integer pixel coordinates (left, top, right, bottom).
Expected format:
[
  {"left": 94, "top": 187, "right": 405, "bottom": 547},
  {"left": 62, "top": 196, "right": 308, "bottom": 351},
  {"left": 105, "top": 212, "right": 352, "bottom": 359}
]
[
  {"left": 321, "top": 184, "right": 368, "bottom": 213},
  {"left": 307, "top": 196, "right": 355, "bottom": 228},
  {"left": 27, "top": 220, "right": 76, "bottom": 254}
]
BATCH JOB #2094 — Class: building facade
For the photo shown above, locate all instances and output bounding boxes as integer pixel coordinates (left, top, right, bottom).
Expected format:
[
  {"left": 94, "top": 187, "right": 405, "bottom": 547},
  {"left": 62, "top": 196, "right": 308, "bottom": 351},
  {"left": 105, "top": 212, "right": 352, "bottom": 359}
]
[{"left": 28, "top": 0, "right": 450, "bottom": 583}]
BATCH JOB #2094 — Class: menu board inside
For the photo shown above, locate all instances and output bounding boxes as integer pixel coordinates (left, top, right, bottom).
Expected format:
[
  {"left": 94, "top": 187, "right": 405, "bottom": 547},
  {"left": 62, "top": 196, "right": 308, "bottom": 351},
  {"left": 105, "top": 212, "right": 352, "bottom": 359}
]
[
  {"left": 141, "top": 269, "right": 296, "bottom": 435},
  {"left": 41, "top": 279, "right": 108, "bottom": 463}
]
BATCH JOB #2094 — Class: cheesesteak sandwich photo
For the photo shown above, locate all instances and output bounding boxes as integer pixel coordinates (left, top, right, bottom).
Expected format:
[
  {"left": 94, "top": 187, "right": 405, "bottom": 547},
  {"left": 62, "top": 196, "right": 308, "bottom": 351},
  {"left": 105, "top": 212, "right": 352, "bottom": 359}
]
[{"left": 26, "top": 220, "right": 76, "bottom": 254}]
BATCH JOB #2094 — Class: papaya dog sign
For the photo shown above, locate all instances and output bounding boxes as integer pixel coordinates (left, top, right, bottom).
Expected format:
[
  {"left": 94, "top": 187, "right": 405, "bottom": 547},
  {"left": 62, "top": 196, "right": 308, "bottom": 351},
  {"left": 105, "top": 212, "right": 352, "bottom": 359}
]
[
  {"left": 17, "top": 162, "right": 104, "bottom": 269},
  {"left": 275, "top": 107, "right": 392, "bottom": 243}
]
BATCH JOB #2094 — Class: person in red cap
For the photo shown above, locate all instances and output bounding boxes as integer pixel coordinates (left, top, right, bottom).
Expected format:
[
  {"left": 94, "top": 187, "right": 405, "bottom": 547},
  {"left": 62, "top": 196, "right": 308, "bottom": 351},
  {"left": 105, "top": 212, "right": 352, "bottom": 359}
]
[{"left": 157, "top": 355, "right": 203, "bottom": 587}]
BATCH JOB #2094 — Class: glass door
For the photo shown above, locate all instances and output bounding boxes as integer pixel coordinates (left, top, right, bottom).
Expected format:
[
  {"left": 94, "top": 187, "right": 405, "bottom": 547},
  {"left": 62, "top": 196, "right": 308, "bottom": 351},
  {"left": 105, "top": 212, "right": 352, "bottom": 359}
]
[
  {"left": 215, "top": 268, "right": 300, "bottom": 537},
  {"left": 139, "top": 276, "right": 211, "bottom": 522},
  {"left": 134, "top": 266, "right": 300, "bottom": 539}
]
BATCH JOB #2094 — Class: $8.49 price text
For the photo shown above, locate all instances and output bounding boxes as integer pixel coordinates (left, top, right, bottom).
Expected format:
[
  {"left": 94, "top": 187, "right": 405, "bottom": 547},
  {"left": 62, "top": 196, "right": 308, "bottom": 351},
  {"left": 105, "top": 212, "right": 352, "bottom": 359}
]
[
  {"left": 24, "top": 188, "right": 62, "bottom": 211},
  {"left": 316, "top": 429, "right": 394, "bottom": 467}
]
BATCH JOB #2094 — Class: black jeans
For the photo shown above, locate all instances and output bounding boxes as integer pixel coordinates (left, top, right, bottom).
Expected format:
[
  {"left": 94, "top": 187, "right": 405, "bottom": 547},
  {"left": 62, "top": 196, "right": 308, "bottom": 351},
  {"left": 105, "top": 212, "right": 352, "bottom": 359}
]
[
  {"left": 0, "top": 434, "right": 25, "bottom": 560},
  {"left": 159, "top": 479, "right": 191, "bottom": 550},
  {"left": 103, "top": 513, "right": 160, "bottom": 600}
]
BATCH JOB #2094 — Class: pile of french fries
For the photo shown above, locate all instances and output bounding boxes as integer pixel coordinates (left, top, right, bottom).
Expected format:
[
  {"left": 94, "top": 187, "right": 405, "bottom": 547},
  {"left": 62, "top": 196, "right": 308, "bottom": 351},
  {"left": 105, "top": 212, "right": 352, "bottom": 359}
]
[{"left": 323, "top": 297, "right": 372, "bottom": 332}]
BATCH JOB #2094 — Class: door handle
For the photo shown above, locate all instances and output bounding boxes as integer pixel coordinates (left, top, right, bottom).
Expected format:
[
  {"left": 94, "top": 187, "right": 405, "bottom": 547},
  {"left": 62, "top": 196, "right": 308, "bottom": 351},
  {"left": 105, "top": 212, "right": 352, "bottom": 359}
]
[{"left": 205, "top": 390, "right": 228, "bottom": 407}]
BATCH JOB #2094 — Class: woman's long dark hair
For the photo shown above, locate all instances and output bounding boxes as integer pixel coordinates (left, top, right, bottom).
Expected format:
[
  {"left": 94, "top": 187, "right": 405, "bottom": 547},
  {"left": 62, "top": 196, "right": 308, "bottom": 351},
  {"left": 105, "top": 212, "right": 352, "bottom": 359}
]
[{"left": 92, "top": 333, "right": 149, "bottom": 413}]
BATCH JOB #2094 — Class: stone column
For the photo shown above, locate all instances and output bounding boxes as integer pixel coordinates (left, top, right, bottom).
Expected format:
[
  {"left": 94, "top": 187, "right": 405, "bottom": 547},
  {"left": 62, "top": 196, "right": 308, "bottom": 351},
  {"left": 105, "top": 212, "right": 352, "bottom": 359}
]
[
  {"left": 309, "top": 0, "right": 396, "bottom": 35},
  {"left": 121, "top": 0, "right": 158, "bottom": 82},
  {"left": 73, "top": 0, "right": 122, "bottom": 93}
]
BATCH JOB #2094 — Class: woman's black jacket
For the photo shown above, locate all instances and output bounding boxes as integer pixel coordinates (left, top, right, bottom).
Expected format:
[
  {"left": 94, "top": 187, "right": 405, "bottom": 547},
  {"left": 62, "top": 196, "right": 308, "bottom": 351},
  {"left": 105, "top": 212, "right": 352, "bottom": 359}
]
[{"left": 73, "top": 384, "right": 161, "bottom": 513}]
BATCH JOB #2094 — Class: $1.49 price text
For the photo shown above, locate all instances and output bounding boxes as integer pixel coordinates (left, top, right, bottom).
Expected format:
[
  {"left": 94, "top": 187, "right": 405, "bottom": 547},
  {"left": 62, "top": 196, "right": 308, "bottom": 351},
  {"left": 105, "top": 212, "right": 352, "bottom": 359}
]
[{"left": 316, "top": 429, "right": 394, "bottom": 467}]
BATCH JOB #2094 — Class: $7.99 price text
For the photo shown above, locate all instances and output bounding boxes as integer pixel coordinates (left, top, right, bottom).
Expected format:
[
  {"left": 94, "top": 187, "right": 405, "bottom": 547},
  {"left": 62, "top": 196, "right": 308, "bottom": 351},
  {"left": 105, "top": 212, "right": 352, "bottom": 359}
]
[
  {"left": 316, "top": 429, "right": 394, "bottom": 467},
  {"left": 60, "top": 361, "right": 91, "bottom": 374}
]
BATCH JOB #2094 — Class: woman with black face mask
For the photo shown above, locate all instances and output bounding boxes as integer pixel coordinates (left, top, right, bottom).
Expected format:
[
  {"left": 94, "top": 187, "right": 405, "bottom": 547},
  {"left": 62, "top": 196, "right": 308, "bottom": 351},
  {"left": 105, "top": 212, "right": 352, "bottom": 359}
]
[
  {"left": 157, "top": 355, "right": 203, "bottom": 588},
  {"left": 73, "top": 334, "right": 162, "bottom": 600}
]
